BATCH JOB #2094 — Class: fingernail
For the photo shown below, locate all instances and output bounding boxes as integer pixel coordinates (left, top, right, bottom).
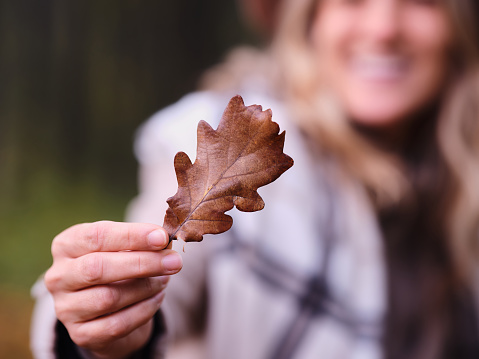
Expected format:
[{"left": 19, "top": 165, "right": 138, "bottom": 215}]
[
  {"left": 148, "top": 229, "right": 167, "bottom": 248},
  {"left": 162, "top": 253, "right": 183, "bottom": 271}
]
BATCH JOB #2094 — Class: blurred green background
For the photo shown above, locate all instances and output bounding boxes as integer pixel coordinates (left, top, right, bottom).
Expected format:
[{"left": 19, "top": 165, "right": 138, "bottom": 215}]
[{"left": 0, "top": 1, "right": 257, "bottom": 357}]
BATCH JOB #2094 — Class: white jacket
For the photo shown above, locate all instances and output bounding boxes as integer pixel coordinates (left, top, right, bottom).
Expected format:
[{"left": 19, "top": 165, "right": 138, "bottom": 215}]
[{"left": 31, "top": 90, "right": 387, "bottom": 359}]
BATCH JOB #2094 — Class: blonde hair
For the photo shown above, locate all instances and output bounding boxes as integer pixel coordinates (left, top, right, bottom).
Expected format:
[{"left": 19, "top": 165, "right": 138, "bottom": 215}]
[
  {"left": 270, "top": 0, "right": 406, "bottom": 205},
  {"left": 279, "top": 0, "right": 479, "bottom": 279},
  {"left": 201, "top": 0, "right": 479, "bottom": 277}
]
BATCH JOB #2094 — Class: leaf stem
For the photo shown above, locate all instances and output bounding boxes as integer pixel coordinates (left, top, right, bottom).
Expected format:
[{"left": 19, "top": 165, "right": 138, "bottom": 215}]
[{"left": 168, "top": 235, "right": 177, "bottom": 244}]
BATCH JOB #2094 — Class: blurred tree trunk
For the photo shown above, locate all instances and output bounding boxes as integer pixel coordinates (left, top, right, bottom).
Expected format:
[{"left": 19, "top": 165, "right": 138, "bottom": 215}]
[{"left": 0, "top": 0, "right": 255, "bottom": 203}]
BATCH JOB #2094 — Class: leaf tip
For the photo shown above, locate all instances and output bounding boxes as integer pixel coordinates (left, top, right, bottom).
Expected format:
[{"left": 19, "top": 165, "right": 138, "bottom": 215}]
[
  {"left": 174, "top": 151, "right": 193, "bottom": 170},
  {"left": 231, "top": 94, "right": 245, "bottom": 106}
]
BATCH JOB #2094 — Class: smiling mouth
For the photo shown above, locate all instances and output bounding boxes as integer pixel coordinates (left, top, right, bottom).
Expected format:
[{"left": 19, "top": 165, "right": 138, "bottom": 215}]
[{"left": 351, "top": 55, "right": 409, "bottom": 83}]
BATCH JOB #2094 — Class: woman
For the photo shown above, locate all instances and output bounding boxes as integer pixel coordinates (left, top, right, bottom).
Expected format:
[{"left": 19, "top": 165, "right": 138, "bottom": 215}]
[{"left": 32, "top": 0, "right": 479, "bottom": 358}]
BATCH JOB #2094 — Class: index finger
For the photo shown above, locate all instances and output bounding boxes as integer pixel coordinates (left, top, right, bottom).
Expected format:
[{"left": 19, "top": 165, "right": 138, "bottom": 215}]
[{"left": 52, "top": 221, "right": 169, "bottom": 259}]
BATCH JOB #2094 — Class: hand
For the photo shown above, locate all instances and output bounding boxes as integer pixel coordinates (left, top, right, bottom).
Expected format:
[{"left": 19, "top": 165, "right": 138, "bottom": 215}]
[{"left": 44, "top": 221, "right": 182, "bottom": 359}]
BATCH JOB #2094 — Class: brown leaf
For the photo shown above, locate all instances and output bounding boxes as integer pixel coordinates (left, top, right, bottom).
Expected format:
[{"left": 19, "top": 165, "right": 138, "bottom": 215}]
[{"left": 163, "top": 95, "right": 294, "bottom": 242}]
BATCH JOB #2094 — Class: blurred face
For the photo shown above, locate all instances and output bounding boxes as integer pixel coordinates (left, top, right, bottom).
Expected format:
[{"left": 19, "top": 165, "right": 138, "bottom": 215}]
[{"left": 311, "top": 0, "right": 453, "bottom": 129}]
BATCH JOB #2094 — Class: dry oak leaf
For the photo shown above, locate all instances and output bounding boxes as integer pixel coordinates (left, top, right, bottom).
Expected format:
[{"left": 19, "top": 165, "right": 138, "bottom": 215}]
[{"left": 163, "top": 95, "right": 294, "bottom": 242}]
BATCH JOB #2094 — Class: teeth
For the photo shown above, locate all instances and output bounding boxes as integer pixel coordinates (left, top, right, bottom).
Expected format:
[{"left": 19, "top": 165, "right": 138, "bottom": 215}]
[{"left": 351, "top": 55, "right": 407, "bottom": 81}]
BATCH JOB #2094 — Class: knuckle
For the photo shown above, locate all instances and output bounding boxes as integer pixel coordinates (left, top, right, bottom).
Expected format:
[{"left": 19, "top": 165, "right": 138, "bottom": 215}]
[
  {"left": 81, "top": 253, "right": 104, "bottom": 284},
  {"left": 71, "top": 323, "right": 110, "bottom": 351},
  {"left": 70, "top": 325, "right": 92, "bottom": 348},
  {"left": 50, "top": 234, "right": 64, "bottom": 258},
  {"left": 136, "top": 253, "right": 160, "bottom": 276},
  {"left": 95, "top": 287, "right": 119, "bottom": 313},
  {"left": 105, "top": 315, "right": 129, "bottom": 340},
  {"left": 136, "top": 255, "right": 144, "bottom": 276},
  {"left": 85, "top": 221, "right": 112, "bottom": 252},
  {"left": 53, "top": 299, "right": 70, "bottom": 321},
  {"left": 124, "top": 225, "right": 133, "bottom": 250},
  {"left": 51, "top": 226, "right": 79, "bottom": 258},
  {"left": 51, "top": 221, "right": 115, "bottom": 259},
  {"left": 44, "top": 267, "right": 61, "bottom": 292}
]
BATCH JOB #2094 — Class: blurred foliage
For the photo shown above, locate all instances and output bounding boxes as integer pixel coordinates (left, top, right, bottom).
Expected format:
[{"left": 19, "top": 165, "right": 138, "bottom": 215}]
[{"left": 0, "top": 0, "right": 256, "bottom": 357}]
